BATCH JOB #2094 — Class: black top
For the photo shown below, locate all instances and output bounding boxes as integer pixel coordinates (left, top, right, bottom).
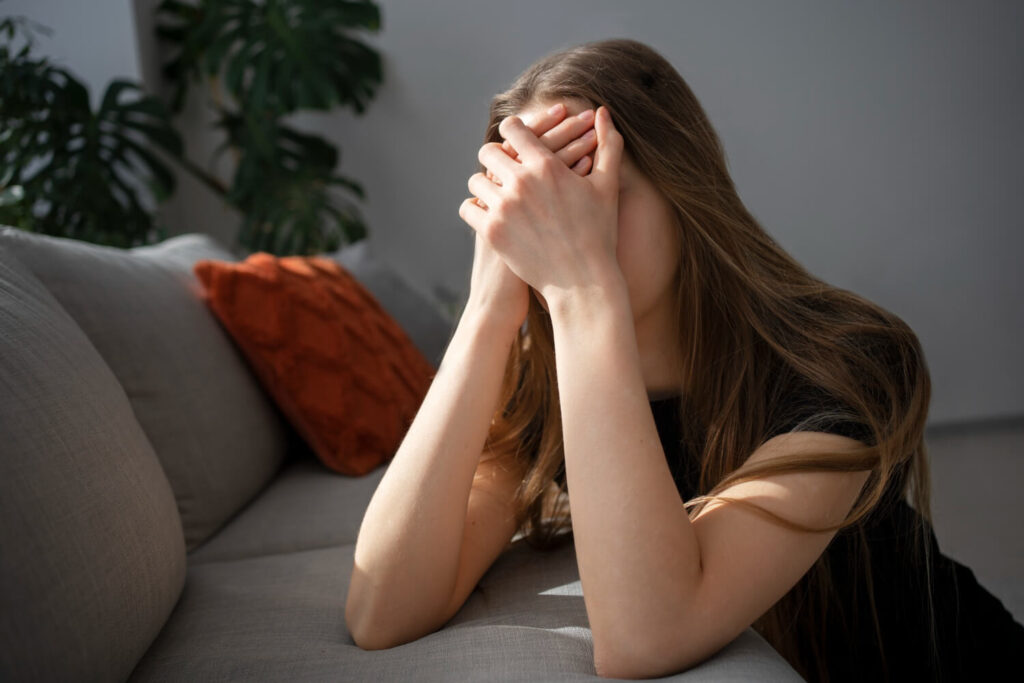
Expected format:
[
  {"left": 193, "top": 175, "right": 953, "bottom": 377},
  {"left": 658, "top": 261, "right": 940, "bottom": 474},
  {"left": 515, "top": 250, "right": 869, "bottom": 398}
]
[{"left": 649, "top": 393, "right": 1024, "bottom": 682}]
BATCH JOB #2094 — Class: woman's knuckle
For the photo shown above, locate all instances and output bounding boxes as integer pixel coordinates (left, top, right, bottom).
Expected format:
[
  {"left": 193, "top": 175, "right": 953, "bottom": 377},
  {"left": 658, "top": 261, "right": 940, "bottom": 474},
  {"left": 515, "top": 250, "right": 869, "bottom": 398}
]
[
  {"left": 537, "top": 157, "right": 559, "bottom": 179},
  {"left": 483, "top": 219, "right": 504, "bottom": 244},
  {"left": 499, "top": 116, "right": 516, "bottom": 137},
  {"left": 489, "top": 197, "right": 508, "bottom": 219}
]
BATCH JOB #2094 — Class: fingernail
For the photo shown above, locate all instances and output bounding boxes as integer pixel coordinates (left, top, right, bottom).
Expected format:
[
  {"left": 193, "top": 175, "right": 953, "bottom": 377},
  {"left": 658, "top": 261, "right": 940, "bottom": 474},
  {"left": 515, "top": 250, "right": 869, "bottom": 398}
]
[
  {"left": 548, "top": 103, "right": 563, "bottom": 115},
  {"left": 582, "top": 128, "right": 596, "bottom": 140},
  {"left": 579, "top": 109, "right": 594, "bottom": 122}
]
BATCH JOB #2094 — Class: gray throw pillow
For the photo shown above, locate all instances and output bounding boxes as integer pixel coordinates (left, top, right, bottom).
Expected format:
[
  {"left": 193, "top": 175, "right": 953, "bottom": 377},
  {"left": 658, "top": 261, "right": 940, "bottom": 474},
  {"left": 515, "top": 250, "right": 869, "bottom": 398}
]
[
  {"left": 327, "top": 240, "right": 454, "bottom": 368},
  {"left": 0, "top": 228, "right": 294, "bottom": 552}
]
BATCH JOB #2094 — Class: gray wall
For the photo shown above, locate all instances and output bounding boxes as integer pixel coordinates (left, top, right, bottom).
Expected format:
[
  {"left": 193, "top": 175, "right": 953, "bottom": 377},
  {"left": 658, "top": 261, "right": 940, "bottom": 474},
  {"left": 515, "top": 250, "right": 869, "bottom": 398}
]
[
  {"left": 2, "top": 0, "right": 141, "bottom": 107},
  {"left": 8, "top": 0, "right": 1024, "bottom": 427}
]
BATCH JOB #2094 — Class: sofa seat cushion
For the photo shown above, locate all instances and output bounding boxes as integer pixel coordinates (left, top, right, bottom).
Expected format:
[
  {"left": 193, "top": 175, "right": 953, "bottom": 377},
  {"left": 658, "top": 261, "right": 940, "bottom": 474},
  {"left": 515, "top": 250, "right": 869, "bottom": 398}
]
[
  {"left": 0, "top": 228, "right": 294, "bottom": 551},
  {"left": 0, "top": 245, "right": 186, "bottom": 682},
  {"left": 187, "top": 459, "right": 390, "bottom": 565},
  {"left": 130, "top": 541, "right": 804, "bottom": 682}
]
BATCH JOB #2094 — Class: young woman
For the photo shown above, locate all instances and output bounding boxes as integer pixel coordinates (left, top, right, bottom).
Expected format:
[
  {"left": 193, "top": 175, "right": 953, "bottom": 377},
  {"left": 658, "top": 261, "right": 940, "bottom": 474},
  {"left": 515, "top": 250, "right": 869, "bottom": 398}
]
[{"left": 346, "top": 38, "right": 1024, "bottom": 681}]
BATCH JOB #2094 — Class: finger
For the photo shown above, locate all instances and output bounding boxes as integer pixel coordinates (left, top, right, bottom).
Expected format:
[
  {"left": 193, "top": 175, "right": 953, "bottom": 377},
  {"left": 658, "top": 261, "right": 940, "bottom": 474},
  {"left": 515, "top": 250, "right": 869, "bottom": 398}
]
[
  {"left": 485, "top": 168, "right": 503, "bottom": 186},
  {"left": 592, "top": 106, "right": 624, "bottom": 189},
  {"left": 554, "top": 127, "right": 597, "bottom": 169},
  {"left": 501, "top": 102, "right": 567, "bottom": 161},
  {"left": 467, "top": 172, "right": 502, "bottom": 209},
  {"left": 522, "top": 101, "right": 567, "bottom": 136},
  {"left": 538, "top": 108, "right": 596, "bottom": 155},
  {"left": 478, "top": 141, "right": 521, "bottom": 184},
  {"left": 501, "top": 140, "right": 519, "bottom": 162},
  {"left": 498, "top": 115, "right": 550, "bottom": 165},
  {"left": 570, "top": 154, "right": 592, "bottom": 177},
  {"left": 458, "top": 196, "right": 487, "bottom": 231}
]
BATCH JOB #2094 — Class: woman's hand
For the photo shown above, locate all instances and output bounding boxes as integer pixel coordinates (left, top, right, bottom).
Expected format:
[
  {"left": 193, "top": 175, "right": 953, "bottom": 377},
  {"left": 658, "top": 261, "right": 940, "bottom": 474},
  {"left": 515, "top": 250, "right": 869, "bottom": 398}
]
[
  {"left": 494, "top": 104, "right": 599, "bottom": 178},
  {"left": 461, "top": 105, "right": 624, "bottom": 308},
  {"left": 460, "top": 103, "right": 601, "bottom": 333}
]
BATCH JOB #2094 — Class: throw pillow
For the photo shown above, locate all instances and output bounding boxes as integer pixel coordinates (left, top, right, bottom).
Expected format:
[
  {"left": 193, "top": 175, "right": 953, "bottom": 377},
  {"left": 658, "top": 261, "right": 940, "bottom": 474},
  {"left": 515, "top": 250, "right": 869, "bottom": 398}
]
[{"left": 193, "top": 252, "right": 435, "bottom": 476}]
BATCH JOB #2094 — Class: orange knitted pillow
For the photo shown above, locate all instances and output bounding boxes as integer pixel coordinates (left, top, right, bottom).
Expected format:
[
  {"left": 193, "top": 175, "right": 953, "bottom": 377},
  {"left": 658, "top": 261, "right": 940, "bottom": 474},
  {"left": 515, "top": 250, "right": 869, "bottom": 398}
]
[{"left": 193, "top": 252, "right": 435, "bottom": 476}]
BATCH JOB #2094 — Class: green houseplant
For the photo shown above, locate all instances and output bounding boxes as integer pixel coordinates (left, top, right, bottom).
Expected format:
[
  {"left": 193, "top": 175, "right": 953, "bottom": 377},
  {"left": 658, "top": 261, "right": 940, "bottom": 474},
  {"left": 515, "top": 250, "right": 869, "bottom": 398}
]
[
  {"left": 155, "top": 0, "right": 384, "bottom": 256},
  {"left": 0, "top": 15, "right": 183, "bottom": 248}
]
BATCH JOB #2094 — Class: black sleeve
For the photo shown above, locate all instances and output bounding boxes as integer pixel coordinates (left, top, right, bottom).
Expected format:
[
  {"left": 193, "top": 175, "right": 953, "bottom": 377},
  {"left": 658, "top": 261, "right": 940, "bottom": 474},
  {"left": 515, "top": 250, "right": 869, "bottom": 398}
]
[
  {"left": 811, "top": 418, "right": 874, "bottom": 444},
  {"left": 769, "top": 383, "right": 875, "bottom": 446}
]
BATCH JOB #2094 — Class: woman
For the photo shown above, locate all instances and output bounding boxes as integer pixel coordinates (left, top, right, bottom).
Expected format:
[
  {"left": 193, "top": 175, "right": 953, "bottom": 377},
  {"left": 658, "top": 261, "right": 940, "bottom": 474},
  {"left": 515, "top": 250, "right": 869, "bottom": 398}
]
[{"left": 346, "top": 38, "right": 1024, "bottom": 681}]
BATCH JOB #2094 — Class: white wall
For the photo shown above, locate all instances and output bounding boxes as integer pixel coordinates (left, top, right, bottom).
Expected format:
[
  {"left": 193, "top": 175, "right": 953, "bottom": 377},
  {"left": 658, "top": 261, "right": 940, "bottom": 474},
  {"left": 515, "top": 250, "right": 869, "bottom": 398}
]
[{"left": 9, "top": 0, "right": 1024, "bottom": 427}]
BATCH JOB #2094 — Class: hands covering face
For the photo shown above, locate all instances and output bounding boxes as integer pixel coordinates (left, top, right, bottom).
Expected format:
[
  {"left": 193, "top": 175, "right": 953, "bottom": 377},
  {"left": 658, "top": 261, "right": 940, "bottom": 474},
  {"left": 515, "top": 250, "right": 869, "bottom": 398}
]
[
  {"left": 459, "top": 102, "right": 625, "bottom": 305},
  {"left": 492, "top": 103, "right": 599, "bottom": 180}
]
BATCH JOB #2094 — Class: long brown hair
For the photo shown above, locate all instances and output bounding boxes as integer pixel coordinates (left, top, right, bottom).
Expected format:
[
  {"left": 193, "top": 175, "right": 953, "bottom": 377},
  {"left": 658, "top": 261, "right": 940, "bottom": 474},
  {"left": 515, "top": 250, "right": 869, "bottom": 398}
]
[{"left": 476, "top": 38, "right": 937, "bottom": 682}]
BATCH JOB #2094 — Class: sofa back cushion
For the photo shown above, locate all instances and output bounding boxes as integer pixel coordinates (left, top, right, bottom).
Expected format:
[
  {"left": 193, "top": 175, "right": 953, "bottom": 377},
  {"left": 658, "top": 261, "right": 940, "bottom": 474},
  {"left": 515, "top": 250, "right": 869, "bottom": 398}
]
[
  {"left": 0, "top": 228, "right": 293, "bottom": 551},
  {"left": 0, "top": 244, "right": 186, "bottom": 682},
  {"left": 326, "top": 240, "right": 454, "bottom": 369}
]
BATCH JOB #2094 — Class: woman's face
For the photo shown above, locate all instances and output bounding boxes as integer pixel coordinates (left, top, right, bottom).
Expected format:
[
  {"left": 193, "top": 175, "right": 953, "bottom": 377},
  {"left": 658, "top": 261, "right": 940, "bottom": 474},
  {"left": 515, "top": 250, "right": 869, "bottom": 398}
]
[{"left": 515, "top": 97, "right": 681, "bottom": 326}]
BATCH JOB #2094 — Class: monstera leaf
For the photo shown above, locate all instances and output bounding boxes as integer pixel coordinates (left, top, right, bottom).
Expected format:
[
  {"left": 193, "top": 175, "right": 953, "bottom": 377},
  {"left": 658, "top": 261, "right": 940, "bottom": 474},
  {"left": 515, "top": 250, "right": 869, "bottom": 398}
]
[
  {"left": 155, "top": 0, "right": 382, "bottom": 254},
  {"left": 0, "top": 19, "right": 183, "bottom": 247},
  {"left": 215, "top": 110, "right": 366, "bottom": 253},
  {"left": 157, "top": 0, "right": 381, "bottom": 116}
]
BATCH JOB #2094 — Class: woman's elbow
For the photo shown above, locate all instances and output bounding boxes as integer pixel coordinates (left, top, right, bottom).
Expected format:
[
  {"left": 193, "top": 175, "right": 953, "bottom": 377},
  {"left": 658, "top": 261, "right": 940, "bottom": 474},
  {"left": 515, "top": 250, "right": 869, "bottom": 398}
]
[
  {"left": 593, "top": 633, "right": 711, "bottom": 679},
  {"left": 346, "top": 591, "right": 395, "bottom": 650},
  {"left": 346, "top": 598, "right": 441, "bottom": 651},
  {"left": 347, "top": 608, "right": 407, "bottom": 651},
  {"left": 595, "top": 653, "right": 701, "bottom": 680},
  {"left": 349, "top": 624, "right": 400, "bottom": 651}
]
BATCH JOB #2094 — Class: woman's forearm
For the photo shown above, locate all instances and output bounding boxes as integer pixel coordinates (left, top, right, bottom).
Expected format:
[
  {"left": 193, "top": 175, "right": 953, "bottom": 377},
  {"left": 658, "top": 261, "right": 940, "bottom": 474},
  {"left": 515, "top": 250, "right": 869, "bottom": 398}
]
[
  {"left": 346, "top": 303, "right": 518, "bottom": 648},
  {"left": 546, "top": 283, "right": 701, "bottom": 674}
]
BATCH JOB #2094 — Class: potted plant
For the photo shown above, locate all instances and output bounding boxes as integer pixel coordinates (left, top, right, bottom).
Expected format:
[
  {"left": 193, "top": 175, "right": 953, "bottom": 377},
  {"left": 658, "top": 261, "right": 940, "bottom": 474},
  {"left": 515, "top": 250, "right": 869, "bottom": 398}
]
[
  {"left": 0, "top": 14, "right": 183, "bottom": 248},
  {"left": 155, "top": 0, "right": 384, "bottom": 256}
]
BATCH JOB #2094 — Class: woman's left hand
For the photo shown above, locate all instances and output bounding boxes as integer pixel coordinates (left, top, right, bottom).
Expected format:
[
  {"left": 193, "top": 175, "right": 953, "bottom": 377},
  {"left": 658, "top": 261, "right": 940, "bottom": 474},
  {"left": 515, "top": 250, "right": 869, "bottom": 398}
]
[{"left": 462, "top": 105, "right": 625, "bottom": 304}]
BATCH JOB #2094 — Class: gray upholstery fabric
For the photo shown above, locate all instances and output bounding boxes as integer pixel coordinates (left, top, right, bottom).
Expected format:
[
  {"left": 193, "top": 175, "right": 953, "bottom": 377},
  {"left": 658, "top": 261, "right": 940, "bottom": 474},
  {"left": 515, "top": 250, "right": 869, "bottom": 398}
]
[
  {"left": 0, "top": 228, "right": 293, "bottom": 550},
  {"left": 187, "top": 459, "right": 390, "bottom": 565},
  {"left": 0, "top": 245, "right": 186, "bottom": 683},
  {"left": 164, "top": 458, "right": 802, "bottom": 682},
  {"left": 0, "top": 229, "right": 803, "bottom": 681},
  {"left": 133, "top": 538, "right": 803, "bottom": 682},
  {"left": 327, "top": 240, "right": 454, "bottom": 369}
]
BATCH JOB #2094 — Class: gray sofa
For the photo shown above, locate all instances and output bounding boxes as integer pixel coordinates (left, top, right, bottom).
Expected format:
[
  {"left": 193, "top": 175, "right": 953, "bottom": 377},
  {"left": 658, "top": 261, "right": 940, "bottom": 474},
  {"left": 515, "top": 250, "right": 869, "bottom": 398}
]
[{"left": 0, "top": 227, "right": 804, "bottom": 682}]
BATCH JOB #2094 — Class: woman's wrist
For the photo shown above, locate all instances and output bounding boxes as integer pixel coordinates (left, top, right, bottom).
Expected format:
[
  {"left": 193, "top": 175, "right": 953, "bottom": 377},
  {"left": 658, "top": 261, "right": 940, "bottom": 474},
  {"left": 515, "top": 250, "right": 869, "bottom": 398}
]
[
  {"left": 459, "top": 298, "right": 523, "bottom": 343},
  {"left": 542, "top": 268, "right": 631, "bottom": 327}
]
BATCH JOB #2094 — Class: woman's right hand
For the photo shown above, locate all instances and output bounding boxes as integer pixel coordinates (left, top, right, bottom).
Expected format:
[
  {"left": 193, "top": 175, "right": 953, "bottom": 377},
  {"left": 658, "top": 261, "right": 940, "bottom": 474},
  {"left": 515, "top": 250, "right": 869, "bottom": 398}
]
[{"left": 460, "top": 102, "right": 599, "bottom": 334}]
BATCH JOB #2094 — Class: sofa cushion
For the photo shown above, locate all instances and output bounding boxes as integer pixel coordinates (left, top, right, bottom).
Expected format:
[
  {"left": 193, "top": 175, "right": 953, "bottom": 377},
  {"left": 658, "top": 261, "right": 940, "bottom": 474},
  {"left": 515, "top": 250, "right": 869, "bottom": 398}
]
[
  {"left": 187, "top": 458, "right": 389, "bottom": 565},
  {"left": 128, "top": 539, "right": 804, "bottom": 681},
  {"left": 193, "top": 253, "right": 435, "bottom": 476},
  {"left": 326, "top": 240, "right": 454, "bottom": 369},
  {"left": 0, "top": 244, "right": 186, "bottom": 682},
  {"left": 0, "top": 228, "right": 293, "bottom": 551}
]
